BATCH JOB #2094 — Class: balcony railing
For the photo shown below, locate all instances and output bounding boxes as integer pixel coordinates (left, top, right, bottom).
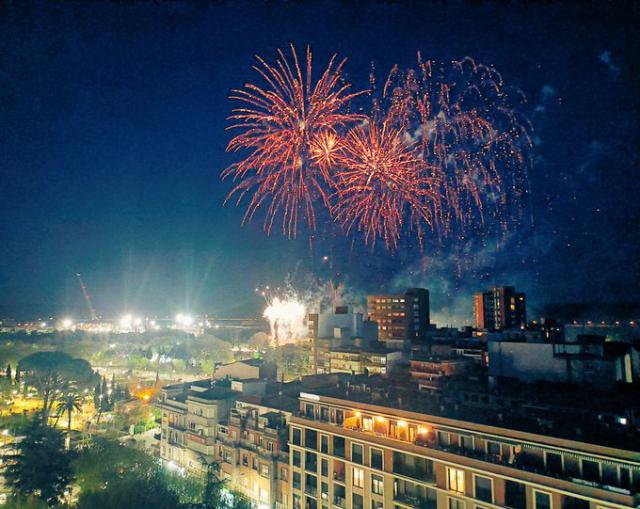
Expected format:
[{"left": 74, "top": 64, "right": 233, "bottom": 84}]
[
  {"left": 298, "top": 413, "right": 636, "bottom": 497},
  {"left": 394, "top": 493, "right": 436, "bottom": 509}
]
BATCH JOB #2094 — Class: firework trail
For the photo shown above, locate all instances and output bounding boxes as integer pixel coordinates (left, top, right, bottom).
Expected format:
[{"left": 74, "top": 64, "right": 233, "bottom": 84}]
[
  {"left": 223, "top": 45, "right": 364, "bottom": 238},
  {"left": 379, "top": 53, "right": 532, "bottom": 236},
  {"left": 332, "top": 117, "right": 438, "bottom": 249}
]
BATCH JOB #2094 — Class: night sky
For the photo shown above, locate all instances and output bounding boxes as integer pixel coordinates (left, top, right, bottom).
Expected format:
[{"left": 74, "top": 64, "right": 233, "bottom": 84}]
[{"left": 1, "top": 1, "right": 638, "bottom": 323}]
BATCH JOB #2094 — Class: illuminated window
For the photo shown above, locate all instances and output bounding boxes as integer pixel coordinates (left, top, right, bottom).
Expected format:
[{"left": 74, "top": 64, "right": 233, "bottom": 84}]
[
  {"left": 447, "top": 467, "right": 465, "bottom": 494},
  {"left": 353, "top": 467, "right": 364, "bottom": 488},
  {"left": 372, "top": 474, "right": 384, "bottom": 495}
]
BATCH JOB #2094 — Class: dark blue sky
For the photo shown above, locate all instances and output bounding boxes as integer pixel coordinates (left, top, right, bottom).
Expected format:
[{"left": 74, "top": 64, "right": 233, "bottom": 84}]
[{"left": 1, "top": 1, "right": 638, "bottom": 322}]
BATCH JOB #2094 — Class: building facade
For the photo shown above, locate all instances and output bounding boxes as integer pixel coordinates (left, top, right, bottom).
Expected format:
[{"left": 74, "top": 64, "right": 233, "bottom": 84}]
[
  {"left": 474, "top": 287, "right": 526, "bottom": 331},
  {"left": 288, "top": 391, "right": 638, "bottom": 509},
  {"left": 368, "top": 288, "right": 430, "bottom": 344}
]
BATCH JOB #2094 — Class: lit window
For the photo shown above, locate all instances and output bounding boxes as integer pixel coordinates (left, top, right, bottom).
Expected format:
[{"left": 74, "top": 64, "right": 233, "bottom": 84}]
[
  {"left": 372, "top": 474, "right": 384, "bottom": 495},
  {"left": 353, "top": 467, "right": 364, "bottom": 488},
  {"left": 448, "top": 467, "right": 465, "bottom": 494}
]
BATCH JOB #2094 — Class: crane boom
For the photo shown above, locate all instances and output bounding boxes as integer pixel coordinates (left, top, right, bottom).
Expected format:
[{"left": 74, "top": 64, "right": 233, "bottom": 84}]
[{"left": 76, "top": 273, "right": 98, "bottom": 321}]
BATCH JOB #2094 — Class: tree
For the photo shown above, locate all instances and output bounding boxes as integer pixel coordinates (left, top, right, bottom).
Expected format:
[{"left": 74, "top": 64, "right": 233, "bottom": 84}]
[
  {"left": 6, "top": 363, "right": 12, "bottom": 382},
  {"left": 73, "top": 438, "right": 190, "bottom": 509},
  {"left": 202, "top": 459, "right": 225, "bottom": 509},
  {"left": 55, "top": 389, "right": 83, "bottom": 430},
  {"left": 5, "top": 418, "right": 73, "bottom": 506},
  {"left": 72, "top": 437, "right": 157, "bottom": 492},
  {"left": 75, "top": 475, "right": 181, "bottom": 509},
  {"left": 18, "top": 351, "right": 97, "bottom": 421}
]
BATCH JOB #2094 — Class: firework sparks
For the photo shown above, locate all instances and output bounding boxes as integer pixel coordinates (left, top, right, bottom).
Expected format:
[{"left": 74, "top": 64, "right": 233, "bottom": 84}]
[
  {"left": 223, "top": 47, "right": 531, "bottom": 250},
  {"left": 332, "top": 118, "right": 438, "bottom": 249},
  {"left": 263, "top": 296, "right": 307, "bottom": 346},
  {"left": 223, "top": 45, "right": 364, "bottom": 238},
  {"left": 380, "top": 53, "right": 532, "bottom": 235}
]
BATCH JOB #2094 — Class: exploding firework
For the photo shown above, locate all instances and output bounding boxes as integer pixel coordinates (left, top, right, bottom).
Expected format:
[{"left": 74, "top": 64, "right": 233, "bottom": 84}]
[
  {"left": 263, "top": 296, "right": 307, "bottom": 346},
  {"left": 223, "top": 45, "right": 364, "bottom": 237},
  {"left": 379, "top": 53, "right": 532, "bottom": 235},
  {"left": 223, "top": 47, "right": 531, "bottom": 250},
  {"left": 332, "top": 118, "right": 438, "bottom": 249}
]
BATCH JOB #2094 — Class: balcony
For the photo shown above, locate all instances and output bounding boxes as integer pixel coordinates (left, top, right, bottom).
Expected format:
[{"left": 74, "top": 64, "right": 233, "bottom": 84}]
[
  {"left": 185, "top": 431, "right": 215, "bottom": 446},
  {"left": 393, "top": 492, "right": 435, "bottom": 509},
  {"left": 393, "top": 464, "right": 435, "bottom": 483},
  {"left": 296, "top": 413, "right": 636, "bottom": 499}
]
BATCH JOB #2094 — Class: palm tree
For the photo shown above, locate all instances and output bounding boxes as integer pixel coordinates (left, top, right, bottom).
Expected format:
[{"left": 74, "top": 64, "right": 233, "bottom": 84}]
[{"left": 56, "top": 390, "right": 84, "bottom": 430}]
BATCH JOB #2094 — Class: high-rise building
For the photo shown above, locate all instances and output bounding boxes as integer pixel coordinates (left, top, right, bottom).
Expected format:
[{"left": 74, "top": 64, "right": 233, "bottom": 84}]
[
  {"left": 367, "top": 288, "right": 430, "bottom": 343},
  {"left": 473, "top": 286, "right": 526, "bottom": 330}
]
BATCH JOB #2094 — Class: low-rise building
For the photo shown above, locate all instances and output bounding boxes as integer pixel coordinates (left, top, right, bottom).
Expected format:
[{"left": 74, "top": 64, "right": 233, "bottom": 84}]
[
  {"left": 157, "top": 379, "right": 238, "bottom": 474},
  {"left": 488, "top": 335, "right": 639, "bottom": 387},
  {"left": 214, "top": 359, "right": 277, "bottom": 381},
  {"left": 409, "top": 356, "right": 471, "bottom": 382},
  {"left": 329, "top": 348, "right": 405, "bottom": 376}
]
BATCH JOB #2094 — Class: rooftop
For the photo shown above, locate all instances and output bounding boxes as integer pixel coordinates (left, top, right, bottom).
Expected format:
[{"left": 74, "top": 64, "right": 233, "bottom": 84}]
[{"left": 303, "top": 375, "right": 640, "bottom": 451}]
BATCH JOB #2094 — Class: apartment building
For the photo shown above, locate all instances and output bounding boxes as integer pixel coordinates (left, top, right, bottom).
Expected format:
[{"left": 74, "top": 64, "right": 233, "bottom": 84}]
[
  {"left": 288, "top": 387, "right": 638, "bottom": 509},
  {"left": 157, "top": 379, "right": 239, "bottom": 473},
  {"left": 215, "top": 395, "right": 295, "bottom": 509},
  {"left": 368, "top": 288, "right": 430, "bottom": 345},
  {"left": 474, "top": 287, "right": 526, "bottom": 331}
]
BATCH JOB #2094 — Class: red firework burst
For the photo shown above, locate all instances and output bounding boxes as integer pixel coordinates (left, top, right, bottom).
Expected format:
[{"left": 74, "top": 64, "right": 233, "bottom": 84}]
[
  {"left": 222, "top": 45, "right": 364, "bottom": 237},
  {"left": 381, "top": 53, "right": 532, "bottom": 234},
  {"left": 332, "top": 118, "right": 438, "bottom": 249}
]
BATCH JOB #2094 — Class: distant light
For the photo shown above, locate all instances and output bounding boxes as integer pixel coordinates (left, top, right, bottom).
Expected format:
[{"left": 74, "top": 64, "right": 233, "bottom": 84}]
[
  {"left": 175, "top": 313, "right": 193, "bottom": 327},
  {"left": 61, "top": 318, "right": 73, "bottom": 329},
  {"left": 119, "top": 314, "right": 133, "bottom": 329},
  {"left": 617, "top": 416, "right": 628, "bottom": 426},
  {"left": 398, "top": 420, "right": 407, "bottom": 427}
]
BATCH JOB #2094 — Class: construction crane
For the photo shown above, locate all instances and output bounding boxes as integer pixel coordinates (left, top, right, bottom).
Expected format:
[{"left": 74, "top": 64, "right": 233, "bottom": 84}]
[{"left": 76, "top": 273, "right": 98, "bottom": 321}]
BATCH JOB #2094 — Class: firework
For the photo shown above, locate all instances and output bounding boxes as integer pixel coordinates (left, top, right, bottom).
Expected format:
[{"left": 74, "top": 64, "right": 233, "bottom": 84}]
[
  {"left": 223, "top": 45, "right": 364, "bottom": 238},
  {"left": 380, "top": 53, "right": 532, "bottom": 235},
  {"left": 332, "top": 118, "right": 438, "bottom": 249},
  {"left": 263, "top": 296, "right": 307, "bottom": 346},
  {"left": 223, "top": 47, "right": 531, "bottom": 250}
]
